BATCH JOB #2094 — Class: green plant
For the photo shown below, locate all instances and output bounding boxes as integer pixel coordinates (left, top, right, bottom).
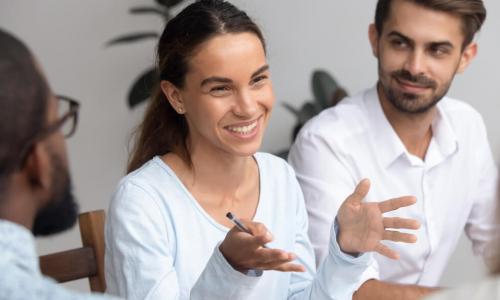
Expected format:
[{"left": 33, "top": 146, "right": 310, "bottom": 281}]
[
  {"left": 107, "top": 0, "right": 186, "bottom": 108},
  {"left": 277, "top": 70, "right": 348, "bottom": 158}
]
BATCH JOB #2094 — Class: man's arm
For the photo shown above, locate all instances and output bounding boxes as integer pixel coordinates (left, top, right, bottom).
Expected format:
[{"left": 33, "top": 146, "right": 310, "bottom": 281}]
[
  {"left": 463, "top": 116, "right": 498, "bottom": 257},
  {"left": 353, "top": 279, "right": 440, "bottom": 300}
]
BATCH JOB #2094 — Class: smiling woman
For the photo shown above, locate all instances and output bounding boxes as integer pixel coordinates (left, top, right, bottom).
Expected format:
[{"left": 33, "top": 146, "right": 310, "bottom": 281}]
[{"left": 103, "top": 0, "right": 421, "bottom": 299}]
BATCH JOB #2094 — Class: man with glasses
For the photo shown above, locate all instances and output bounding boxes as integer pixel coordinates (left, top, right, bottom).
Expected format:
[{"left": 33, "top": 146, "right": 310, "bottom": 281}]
[{"left": 0, "top": 29, "right": 119, "bottom": 299}]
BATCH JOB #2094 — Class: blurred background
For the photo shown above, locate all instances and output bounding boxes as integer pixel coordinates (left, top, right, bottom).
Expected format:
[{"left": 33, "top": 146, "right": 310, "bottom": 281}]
[{"left": 1, "top": 0, "right": 499, "bottom": 292}]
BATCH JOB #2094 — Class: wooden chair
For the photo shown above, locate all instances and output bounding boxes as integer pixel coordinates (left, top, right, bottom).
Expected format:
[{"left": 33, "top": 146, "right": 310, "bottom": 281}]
[{"left": 39, "top": 210, "right": 107, "bottom": 292}]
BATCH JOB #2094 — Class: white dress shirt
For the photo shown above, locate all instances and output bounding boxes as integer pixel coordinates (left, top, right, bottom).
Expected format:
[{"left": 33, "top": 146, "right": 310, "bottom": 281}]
[
  {"left": 426, "top": 276, "right": 500, "bottom": 300},
  {"left": 289, "top": 86, "right": 498, "bottom": 286},
  {"left": 0, "top": 219, "right": 118, "bottom": 300},
  {"left": 105, "top": 153, "right": 373, "bottom": 300}
]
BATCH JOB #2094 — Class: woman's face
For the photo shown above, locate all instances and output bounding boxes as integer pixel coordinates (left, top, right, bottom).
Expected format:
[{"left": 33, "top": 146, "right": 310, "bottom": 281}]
[{"left": 164, "top": 32, "right": 274, "bottom": 157}]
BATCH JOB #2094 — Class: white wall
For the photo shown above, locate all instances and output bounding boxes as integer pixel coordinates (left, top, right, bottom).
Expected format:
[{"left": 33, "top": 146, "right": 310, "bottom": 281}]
[{"left": 1, "top": 0, "right": 498, "bottom": 292}]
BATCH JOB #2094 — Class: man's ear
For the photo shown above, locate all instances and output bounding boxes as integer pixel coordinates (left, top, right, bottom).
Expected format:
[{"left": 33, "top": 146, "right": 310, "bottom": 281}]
[
  {"left": 160, "top": 80, "right": 185, "bottom": 114},
  {"left": 457, "top": 42, "right": 477, "bottom": 74},
  {"left": 23, "top": 143, "right": 52, "bottom": 205},
  {"left": 368, "top": 24, "right": 380, "bottom": 58}
]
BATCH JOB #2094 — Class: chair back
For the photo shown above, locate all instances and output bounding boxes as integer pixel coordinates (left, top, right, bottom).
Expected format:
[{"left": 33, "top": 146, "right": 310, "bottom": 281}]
[{"left": 39, "top": 210, "right": 107, "bottom": 292}]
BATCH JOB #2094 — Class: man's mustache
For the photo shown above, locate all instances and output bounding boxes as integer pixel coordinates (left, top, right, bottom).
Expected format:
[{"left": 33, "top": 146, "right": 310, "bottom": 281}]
[{"left": 391, "top": 69, "right": 437, "bottom": 89}]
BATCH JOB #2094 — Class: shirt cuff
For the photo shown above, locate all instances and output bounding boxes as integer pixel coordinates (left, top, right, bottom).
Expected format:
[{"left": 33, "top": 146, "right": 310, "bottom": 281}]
[
  {"left": 190, "top": 243, "right": 260, "bottom": 299},
  {"left": 330, "top": 218, "right": 372, "bottom": 265}
]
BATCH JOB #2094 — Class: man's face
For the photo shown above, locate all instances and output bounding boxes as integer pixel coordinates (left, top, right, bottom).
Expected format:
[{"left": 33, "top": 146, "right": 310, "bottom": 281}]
[
  {"left": 370, "top": 0, "right": 476, "bottom": 114},
  {"left": 32, "top": 151, "right": 77, "bottom": 236},
  {"left": 32, "top": 95, "right": 77, "bottom": 236}
]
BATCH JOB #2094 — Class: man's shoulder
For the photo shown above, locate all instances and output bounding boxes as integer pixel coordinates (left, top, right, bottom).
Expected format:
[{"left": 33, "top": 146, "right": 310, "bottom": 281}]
[
  {"left": 439, "top": 97, "right": 486, "bottom": 131},
  {"left": 439, "top": 96, "right": 482, "bottom": 118},
  {"left": 0, "top": 264, "right": 117, "bottom": 300}
]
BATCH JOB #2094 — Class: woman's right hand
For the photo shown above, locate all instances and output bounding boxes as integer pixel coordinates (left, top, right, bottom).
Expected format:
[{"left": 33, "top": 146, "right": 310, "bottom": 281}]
[{"left": 219, "top": 220, "right": 305, "bottom": 273}]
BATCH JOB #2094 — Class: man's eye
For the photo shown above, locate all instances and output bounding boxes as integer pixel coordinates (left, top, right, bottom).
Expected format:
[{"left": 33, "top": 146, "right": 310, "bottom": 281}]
[
  {"left": 391, "top": 39, "right": 408, "bottom": 48},
  {"left": 430, "top": 46, "right": 450, "bottom": 57}
]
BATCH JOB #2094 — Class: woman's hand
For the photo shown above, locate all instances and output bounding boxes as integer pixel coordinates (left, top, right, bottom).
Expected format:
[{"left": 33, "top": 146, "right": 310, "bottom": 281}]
[
  {"left": 337, "top": 179, "right": 420, "bottom": 259},
  {"left": 219, "top": 220, "right": 305, "bottom": 273}
]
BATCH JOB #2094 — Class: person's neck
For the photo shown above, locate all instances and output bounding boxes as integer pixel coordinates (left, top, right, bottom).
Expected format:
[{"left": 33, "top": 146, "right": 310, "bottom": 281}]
[
  {"left": 167, "top": 139, "right": 258, "bottom": 208},
  {"left": 0, "top": 178, "right": 37, "bottom": 232},
  {"left": 191, "top": 147, "right": 255, "bottom": 197},
  {"left": 377, "top": 85, "right": 436, "bottom": 160}
]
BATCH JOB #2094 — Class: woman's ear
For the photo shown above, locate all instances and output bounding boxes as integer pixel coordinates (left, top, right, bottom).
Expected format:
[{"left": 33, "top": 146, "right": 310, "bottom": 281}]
[{"left": 160, "top": 80, "right": 185, "bottom": 114}]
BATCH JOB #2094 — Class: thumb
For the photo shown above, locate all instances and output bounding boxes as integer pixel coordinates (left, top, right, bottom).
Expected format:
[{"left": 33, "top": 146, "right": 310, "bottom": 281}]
[{"left": 346, "top": 178, "right": 370, "bottom": 205}]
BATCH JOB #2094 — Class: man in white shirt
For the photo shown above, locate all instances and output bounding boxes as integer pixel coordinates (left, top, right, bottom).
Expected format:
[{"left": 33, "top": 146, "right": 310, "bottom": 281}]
[
  {"left": 289, "top": 0, "right": 498, "bottom": 299},
  {"left": 0, "top": 29, "right": 118, "bottom": 300}
]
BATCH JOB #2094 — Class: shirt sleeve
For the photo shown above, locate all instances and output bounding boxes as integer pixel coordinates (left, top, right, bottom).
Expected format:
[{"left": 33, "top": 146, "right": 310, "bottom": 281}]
[
  {"left": 279, "top": 167, "right": 374, "bottom": 300},
  {"left": 105, "top": 181, "right": 181, "bottom": 299},
  {"left": 288, "top": 130, "right": 380, "bottom": 291},
  {"left": 464, "top": 117, "right": 499, "bottom": 257},
  {"left": 105, "top": 181, "right": 260, "bottom": 300},
  {"left": 190, "top": 243, "right": 261, "bottom": 299},
  {"left": 0, "top": 268, "right": 119, "bottom": 300}
]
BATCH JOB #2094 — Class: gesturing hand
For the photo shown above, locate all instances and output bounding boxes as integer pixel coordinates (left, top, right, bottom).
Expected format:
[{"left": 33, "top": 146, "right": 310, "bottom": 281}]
[
  {"left": 219, "top": 220, "right": 305, "bottom": 273},
  {"left": 337, "top": 179, "right": 420, "bottom": 259}
]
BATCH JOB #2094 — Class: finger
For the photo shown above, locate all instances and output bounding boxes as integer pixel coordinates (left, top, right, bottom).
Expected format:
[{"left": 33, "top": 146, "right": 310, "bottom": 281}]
[
  {"left": 375, "top": 242, "right": 400, "bottom": 260},
  {"left": 383, "top": 217, "right": 420, "bottom": 230},
  {"left": 255, "top": 248, "right": 294, "bottom": 264},
  {"left": 378, "top": 196, "right": 416, "bottom": 213},
  {"left": 382, "top": 230, "right": 418, "bottom": 243},
  {"left": 345, "top": 178, "right": 371, "bottom": 205},
  {"left": 242, "top": 221, "right": 273, "bottom": 245},
  {"left": 269, "top": 262, "right": 305, "bottom": 273}
]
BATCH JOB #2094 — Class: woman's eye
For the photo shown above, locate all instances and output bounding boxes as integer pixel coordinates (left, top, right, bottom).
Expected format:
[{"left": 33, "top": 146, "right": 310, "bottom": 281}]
[
  {"left": 210, "top": 86, "right": 232, "bottom": 96},
  {"left": 252, "top": 75, "right": 268, "bottom": 86}
]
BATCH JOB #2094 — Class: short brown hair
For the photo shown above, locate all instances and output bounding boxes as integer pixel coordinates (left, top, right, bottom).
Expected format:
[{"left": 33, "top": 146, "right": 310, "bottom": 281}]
[{"left": 375, "top": 0, "right": 487, "bottom": 48}]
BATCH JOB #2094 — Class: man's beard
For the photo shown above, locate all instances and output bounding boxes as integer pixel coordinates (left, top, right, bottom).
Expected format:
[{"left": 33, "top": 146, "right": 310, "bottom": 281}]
[
  {"left": 32, "top": 153, "right": 78, "bottom": 236},
  {"left": 379, "top": 64, "right": 452, "bottom": 114}
]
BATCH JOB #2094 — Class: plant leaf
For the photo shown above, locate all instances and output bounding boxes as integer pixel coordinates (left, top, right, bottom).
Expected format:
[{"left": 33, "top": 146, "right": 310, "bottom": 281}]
[
  {"left": 155, "top": 0, "right": 185, "bottom": 8},
  {"left": 312, "top": 70, "right": 338, "bottom": 109},
  {"left": 130, "top": 6, "right": 166, "bottom": 17},
  {"left": 282, "top": 102, "right": 300, "bottom": 117},
  {"left": 106, "top": 32, "right": 159, "bottom": 46},
  {"left": 297, "top": 102, "right": 319, "bottom": 124},
  {"left": 128, "top": 68, "right": 158, "bottom": 108}
]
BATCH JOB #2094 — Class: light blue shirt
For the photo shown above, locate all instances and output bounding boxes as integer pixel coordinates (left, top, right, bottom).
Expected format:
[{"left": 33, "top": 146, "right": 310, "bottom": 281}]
[
  {"left": 0, "top": 219, "right": 118, "bottom": 300},
  {"left": 105, "top": 153, "right": 373, "bottom": 300}
]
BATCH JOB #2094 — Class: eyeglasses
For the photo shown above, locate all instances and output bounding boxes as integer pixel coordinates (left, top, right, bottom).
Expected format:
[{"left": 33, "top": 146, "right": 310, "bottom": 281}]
[
  {"left": 52, "top": 95, "right": 79, "bottom": 138},
  {"left": 16, "top": 95, "right": 80, "bottom": 169}
]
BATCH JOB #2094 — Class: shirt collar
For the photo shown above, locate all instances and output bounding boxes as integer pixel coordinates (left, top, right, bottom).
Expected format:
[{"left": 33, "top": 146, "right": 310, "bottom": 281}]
[
  {"left": 363, "top": 85, "right": 458, "bottom": 168},
  {"left": 363, "top": 86, "right": 407, "bottom": 168},
  {"left": 426, "top": 102, "right": 459, "bottom": 166},
  {"left": 0, "top": 219, "right": 39, "bottom": 274}
]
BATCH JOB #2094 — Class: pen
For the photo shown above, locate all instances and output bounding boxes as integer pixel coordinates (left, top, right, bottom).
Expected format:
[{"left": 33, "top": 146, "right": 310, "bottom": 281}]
[{"left": 226, "top": 212, "right": 268, "bottom": 248}]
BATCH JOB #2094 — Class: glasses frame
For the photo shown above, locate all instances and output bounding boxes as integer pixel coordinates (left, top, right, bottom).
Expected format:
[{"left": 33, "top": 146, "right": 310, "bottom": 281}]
[{"left": 16, "top": 95, "right": 80, "bottom": 170}]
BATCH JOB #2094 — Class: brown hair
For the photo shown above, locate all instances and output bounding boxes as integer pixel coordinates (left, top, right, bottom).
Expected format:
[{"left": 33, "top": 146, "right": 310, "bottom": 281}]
[
  {"left": 374, "top": 0, "right": 487, "bottom": 48},
  {"left": 127, "top": 0, "right": 266, "bottom": 173}
]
